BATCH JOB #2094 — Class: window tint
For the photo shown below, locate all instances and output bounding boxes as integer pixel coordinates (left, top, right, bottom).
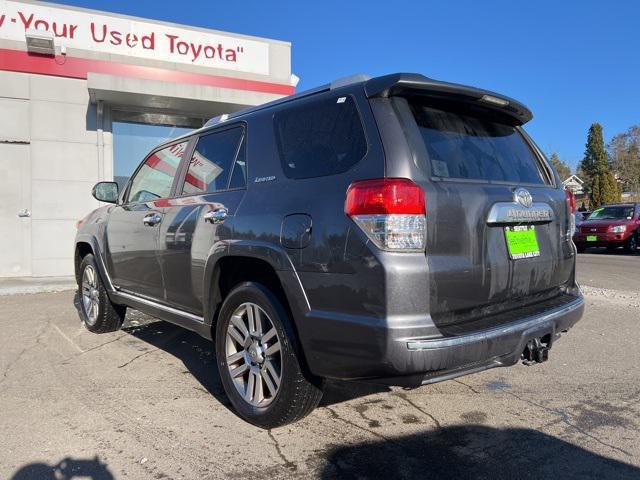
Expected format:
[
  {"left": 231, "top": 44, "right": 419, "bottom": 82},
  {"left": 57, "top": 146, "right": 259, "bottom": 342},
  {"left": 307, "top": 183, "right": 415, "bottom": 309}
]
[
  {"left": 182, "top": 127, "right": 244, "bottom": 195},
  {"left": 409, "top": 103, "right": 547, "bottom": 184},
  {"left": 275, "top": 95, "right": 367, "bottom": 179},
  {"left": 127, "top": 141, "right": 187, "bottom": 203}
]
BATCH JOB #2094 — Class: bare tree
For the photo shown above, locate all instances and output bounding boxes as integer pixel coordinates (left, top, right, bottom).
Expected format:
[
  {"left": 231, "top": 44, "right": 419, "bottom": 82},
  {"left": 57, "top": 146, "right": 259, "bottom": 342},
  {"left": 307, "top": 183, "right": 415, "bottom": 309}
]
[
  {"left": 608, "top": 125, "right": 640, "bottom": 198},
  {"left": 548, "top": 152, "right": 572, "bottom": 181}
]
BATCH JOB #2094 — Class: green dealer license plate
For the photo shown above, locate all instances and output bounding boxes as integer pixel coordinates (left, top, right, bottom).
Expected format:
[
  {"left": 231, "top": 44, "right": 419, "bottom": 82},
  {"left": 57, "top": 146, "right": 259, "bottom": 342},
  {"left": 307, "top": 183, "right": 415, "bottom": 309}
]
[
  {"left": 586, "top": 235, "right": 597, "bottom": 242},
  {"left": 504, "top": 225, "right": 540, "bottom": 260}
]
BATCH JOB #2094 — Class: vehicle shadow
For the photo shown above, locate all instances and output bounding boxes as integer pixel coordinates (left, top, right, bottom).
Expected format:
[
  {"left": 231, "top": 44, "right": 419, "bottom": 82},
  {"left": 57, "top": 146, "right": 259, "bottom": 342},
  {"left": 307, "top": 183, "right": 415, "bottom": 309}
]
[
  {"left": 320, "top": 425, "right": 640, "bottom": 479},
  {"left": 122, "top": 319, "right": 231, "bottom": 405},
  {"left": 71, "top": 292, "right": 393, "bottom": 410},
  {"left": 11, "top": 456, "right": 114, "bottom": 480},
  {"left": 118, "top": 314, "right": 390, "bottom": 410}
]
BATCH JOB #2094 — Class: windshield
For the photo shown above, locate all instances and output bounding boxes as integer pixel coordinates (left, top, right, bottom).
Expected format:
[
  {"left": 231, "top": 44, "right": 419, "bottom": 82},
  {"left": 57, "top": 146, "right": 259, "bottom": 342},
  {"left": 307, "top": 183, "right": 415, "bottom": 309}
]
[
  {"left": 409, "top": 103, "right": 548, "bottom": 184},
  {"left": 587, "top": 206, "right": 634, "bottom": 220}
]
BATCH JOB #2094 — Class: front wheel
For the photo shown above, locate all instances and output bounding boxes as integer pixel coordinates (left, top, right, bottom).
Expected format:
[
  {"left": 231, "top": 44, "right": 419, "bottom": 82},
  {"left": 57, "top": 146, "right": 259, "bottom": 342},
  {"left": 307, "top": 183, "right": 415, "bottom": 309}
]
[
  {"left": 215, "top": 282, "right": 323, "bottom": 428},
  {"left": 78, "top": 254, "right": 126, "bottom": 333}
]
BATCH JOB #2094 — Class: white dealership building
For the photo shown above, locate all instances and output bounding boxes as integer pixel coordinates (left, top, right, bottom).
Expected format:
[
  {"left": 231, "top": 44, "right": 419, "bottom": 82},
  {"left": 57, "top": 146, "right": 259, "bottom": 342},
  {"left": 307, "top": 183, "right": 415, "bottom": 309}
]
[{"left": 0, "top": 0, "right": 294, "bottom": 278}]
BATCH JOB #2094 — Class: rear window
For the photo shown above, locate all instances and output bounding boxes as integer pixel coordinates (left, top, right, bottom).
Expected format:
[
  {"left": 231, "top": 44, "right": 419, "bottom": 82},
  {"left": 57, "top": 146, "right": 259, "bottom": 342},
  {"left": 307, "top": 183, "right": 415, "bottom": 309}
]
[
  {"left": 274, "top": 95, "right": 367, "bottom": 179},
  {"left": 409, "top": 103, "right": 547, "bottom": 184}
]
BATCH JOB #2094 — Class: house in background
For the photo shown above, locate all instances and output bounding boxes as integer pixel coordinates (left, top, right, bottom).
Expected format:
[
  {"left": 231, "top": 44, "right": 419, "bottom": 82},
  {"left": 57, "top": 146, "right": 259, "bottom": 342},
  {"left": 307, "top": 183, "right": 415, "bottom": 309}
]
[
  {"left": 562, "top": 174, "right": 589, "bottom": 208},
  {"left": 562, "top": 175, "right": 584, "bottom": 194}
]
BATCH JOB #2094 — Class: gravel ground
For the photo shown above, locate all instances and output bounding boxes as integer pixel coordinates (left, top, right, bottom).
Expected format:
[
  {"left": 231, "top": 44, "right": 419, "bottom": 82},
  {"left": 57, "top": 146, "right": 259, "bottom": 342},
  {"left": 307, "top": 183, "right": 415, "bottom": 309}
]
[{"left": 1, "top": 254, "right": 639, "bottom": 479}]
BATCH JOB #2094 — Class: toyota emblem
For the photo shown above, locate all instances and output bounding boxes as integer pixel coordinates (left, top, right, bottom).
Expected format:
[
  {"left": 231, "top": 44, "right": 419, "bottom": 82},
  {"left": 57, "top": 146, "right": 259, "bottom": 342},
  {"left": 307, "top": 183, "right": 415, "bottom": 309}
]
[{"left": 514, "top": 188, "right": 533, "bottom": 208}]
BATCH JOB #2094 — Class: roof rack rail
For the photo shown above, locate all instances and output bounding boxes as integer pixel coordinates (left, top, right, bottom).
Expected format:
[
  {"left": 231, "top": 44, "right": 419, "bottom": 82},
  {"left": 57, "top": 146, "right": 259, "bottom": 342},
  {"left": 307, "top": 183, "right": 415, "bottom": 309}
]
[
  {"left": 204, "top": 74, "right": 372, "bottom": 128},
  {"left": 206, "top": 113, "right": 229, "bottom": 126},
  {"left": 204, "top": 84, "right": 333, "bottom": 128},
  {"left": 330, "top": 73, "right": 370, "bottom": 90}
]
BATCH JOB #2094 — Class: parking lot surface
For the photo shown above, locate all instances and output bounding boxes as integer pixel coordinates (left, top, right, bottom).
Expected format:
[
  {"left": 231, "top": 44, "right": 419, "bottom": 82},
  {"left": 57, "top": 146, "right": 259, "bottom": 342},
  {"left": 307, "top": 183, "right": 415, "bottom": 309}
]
[{"left": 1, "top": 253, "right": 639, "bottom": 479}]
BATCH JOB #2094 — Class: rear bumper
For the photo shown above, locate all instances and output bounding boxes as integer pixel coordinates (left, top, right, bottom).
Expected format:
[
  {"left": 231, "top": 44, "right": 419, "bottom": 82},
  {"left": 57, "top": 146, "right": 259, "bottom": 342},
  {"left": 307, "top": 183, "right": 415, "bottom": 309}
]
[{"left": 302, "top": 294, "right": 584, "bottom": 386}]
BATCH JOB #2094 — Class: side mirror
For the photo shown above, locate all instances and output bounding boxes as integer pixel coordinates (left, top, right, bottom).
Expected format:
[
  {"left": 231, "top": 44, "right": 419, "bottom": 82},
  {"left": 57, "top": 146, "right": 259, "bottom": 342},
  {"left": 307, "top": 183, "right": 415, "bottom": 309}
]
[{"left": 92, "top": 181, "right": 119, "bottom": 204}]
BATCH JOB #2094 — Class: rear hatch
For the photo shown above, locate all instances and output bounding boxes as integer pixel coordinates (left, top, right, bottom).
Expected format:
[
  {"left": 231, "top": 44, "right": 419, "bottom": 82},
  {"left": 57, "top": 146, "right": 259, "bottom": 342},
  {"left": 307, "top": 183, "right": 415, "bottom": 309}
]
[{"left": 369, "top": 79, "right": 575, "bottom": 334}]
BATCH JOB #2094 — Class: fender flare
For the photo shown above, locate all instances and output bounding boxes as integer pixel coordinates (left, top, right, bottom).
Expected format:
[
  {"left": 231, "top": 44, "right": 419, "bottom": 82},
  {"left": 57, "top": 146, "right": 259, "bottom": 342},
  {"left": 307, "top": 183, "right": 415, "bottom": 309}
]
[
  {"left": 202, "top": 240, "right": 310, "bottom": 330},
  {"left": 75, "top": 233, "right": 116, "bottom": 293}
]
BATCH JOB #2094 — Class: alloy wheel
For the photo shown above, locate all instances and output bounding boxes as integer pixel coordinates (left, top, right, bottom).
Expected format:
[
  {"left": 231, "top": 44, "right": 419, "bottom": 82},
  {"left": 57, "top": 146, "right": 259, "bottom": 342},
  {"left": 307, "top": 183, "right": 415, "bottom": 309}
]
[
  {"left": 81, "top": 265, "right": 100, "bottom": 326},
  {"left": 225, "top": 302, "right": 282, "bottom": 407}
]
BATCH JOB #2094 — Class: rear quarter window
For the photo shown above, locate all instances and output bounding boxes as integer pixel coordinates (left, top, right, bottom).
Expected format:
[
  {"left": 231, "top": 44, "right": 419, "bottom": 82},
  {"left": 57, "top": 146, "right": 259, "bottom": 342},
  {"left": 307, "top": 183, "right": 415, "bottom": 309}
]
[
  {"left": 410, "top": 103, "right": 548, "bottom": 185},
  {"left": 274, "top": 95, "right": 367, "bottom": 179}
]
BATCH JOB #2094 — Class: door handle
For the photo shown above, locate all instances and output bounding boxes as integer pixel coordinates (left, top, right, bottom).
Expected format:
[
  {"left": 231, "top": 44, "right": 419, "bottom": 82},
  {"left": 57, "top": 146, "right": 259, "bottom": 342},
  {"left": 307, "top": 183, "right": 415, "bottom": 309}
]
[
  {"left": 204, "top": 208, "right": 228, "bottom": 224},
  {"left": 142, "top": 212, "right": 162, "bottom": 226},
  {"left": 17, "top": 209, "right": 31, "bottom": 218}
]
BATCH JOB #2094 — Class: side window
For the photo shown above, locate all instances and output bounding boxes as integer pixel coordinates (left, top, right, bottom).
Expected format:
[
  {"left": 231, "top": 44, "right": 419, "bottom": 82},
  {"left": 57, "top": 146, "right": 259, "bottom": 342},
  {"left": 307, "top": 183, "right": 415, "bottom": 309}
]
[
  {"left": 127, "top": 141, "right": 187, "bottom": 203},
  {"left": 274, "top": 95, "right": 367, "bottom": 179},
  {"left": 228, "top": 137, "right": 246, "bottom": 189},
  {"left": 182, "top": 127, "right": 244, "bottom": 195}
]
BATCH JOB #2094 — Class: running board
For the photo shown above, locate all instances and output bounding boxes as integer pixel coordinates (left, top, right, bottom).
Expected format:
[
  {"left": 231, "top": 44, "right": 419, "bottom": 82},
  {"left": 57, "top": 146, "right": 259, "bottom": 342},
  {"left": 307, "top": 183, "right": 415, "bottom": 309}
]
[{"left": 116, "top": 290, "right": 204, "bottom": 324}]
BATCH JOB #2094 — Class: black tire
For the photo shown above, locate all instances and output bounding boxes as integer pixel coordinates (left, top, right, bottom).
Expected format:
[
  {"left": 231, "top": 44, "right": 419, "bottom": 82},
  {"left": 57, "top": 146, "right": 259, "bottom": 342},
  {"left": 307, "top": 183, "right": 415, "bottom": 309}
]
[
  {"left": 77, "top": 254, "right": 126, "bottom": 333},
  {"left": 624, "top": 233, "right": 638, "bottom": 254},
  {"left": 575, "top": 245, "right": 585, "bottom": 254},
  {"left": 215, "top": 282, "right": 323, "bottom": 428}
]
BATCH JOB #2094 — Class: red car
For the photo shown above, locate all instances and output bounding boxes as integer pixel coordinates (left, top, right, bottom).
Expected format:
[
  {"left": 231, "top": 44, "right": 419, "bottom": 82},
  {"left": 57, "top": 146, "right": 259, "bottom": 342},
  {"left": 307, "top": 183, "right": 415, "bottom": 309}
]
[{"left": 573, "top": 203, "right": 640, "bottom": 253}]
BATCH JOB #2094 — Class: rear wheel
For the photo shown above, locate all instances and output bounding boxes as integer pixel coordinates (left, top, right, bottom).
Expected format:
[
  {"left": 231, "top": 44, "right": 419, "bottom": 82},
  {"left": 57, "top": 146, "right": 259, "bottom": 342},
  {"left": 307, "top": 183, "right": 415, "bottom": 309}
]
[
  {"left": 215, "top": 282, "right": 323, "bottom": 428},
  {"left": 78, "top": 254, "right": 126, "bottom": 333},
  {"left": 575, "top": 245, "right": 585, "bottom": 253},
  {"left": 624, "top": 233, "right": 638, "bottom": 254}
]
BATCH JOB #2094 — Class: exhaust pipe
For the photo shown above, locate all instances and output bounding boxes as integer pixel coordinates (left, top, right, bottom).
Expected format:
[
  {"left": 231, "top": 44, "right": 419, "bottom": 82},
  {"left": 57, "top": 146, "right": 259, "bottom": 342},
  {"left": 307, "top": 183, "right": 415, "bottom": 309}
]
[{"left": 522, "top": 337, "right": 550, "bottom": 365}]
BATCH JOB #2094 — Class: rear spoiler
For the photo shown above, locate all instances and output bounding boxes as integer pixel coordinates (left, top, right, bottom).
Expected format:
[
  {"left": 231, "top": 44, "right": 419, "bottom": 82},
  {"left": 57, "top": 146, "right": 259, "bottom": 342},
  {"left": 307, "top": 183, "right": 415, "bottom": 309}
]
[{"left": 364, "top": 73, "right": 533, "bottom": 126}]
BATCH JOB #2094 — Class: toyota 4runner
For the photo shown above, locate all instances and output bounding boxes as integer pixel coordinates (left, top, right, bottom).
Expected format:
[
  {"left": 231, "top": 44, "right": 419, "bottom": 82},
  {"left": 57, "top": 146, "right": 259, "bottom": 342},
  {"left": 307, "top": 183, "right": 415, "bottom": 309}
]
[{"left": 75, "top": 73, "right": 585, "bottom": 428}]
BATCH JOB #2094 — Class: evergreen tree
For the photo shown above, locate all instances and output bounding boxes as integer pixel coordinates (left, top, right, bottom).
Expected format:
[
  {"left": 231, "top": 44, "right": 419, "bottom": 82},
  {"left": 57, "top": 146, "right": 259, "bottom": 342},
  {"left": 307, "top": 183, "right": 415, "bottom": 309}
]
[
  {"left": 580, "top": 123, "right": 621, "bottom": 206},
  {"left": 580, "top": 123, "right": 606, "bottom": 178},
  {"left": 591, "top": 174, "right": 602, "bottom": 206}
]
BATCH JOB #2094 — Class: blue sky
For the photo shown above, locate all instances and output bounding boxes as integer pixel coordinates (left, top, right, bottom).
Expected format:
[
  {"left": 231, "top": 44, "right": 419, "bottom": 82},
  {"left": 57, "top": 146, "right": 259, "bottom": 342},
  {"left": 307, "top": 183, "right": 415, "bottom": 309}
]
[{"left": 52, "top": 0, "right": 639, "bottom": 171}]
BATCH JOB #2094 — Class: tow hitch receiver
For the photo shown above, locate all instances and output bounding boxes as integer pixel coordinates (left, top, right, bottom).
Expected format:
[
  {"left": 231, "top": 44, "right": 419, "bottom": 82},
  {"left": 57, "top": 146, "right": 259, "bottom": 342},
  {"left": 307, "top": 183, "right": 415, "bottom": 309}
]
[{"left": 522, "top": 337, "right": 550, "bottom": 365}]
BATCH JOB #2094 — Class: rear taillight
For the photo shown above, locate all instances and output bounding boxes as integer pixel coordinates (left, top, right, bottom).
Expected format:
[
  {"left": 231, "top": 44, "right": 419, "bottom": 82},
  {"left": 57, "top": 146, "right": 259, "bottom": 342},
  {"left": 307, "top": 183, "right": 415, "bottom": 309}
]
[
  {"left": 565, "top": 189, "right": 576, "bottom": 214},
  {"left": 345, "top": 178, "right": 426, "bottom": 251},
  {"left": 565, "top": 189, "right": 577, "bottom": 238}
]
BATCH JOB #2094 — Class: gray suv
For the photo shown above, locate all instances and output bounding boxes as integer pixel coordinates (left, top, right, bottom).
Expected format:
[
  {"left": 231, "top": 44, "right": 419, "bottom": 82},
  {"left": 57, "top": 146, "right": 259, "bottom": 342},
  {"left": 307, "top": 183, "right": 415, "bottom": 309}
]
[{"left": 75, "top": 73, "right": 584, "bottom": 428}]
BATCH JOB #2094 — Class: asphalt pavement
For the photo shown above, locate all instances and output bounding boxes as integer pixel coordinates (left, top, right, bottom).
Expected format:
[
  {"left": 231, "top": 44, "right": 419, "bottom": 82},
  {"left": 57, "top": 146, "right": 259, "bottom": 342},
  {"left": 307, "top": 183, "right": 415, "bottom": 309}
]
[
  {"left": 576, "top": 249, "right": 640, "bottom": 291},
  {"left": 1, "top": 253, "right": 639, "bottom": 479}
]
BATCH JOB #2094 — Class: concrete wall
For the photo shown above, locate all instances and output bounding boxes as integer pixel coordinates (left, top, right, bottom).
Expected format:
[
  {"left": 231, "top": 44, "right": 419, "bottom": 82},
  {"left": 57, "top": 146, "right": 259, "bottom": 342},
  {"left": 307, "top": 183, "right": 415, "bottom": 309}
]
[{"left": 0, "top": 70, "right": 103, "bottom": 276}]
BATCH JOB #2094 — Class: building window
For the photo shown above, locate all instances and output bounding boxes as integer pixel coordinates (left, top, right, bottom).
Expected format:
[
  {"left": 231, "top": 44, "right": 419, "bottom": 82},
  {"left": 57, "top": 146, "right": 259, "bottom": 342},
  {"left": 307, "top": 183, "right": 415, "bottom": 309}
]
[{"left": 113, "top": 111, "right": 203, "bottom": 190}]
